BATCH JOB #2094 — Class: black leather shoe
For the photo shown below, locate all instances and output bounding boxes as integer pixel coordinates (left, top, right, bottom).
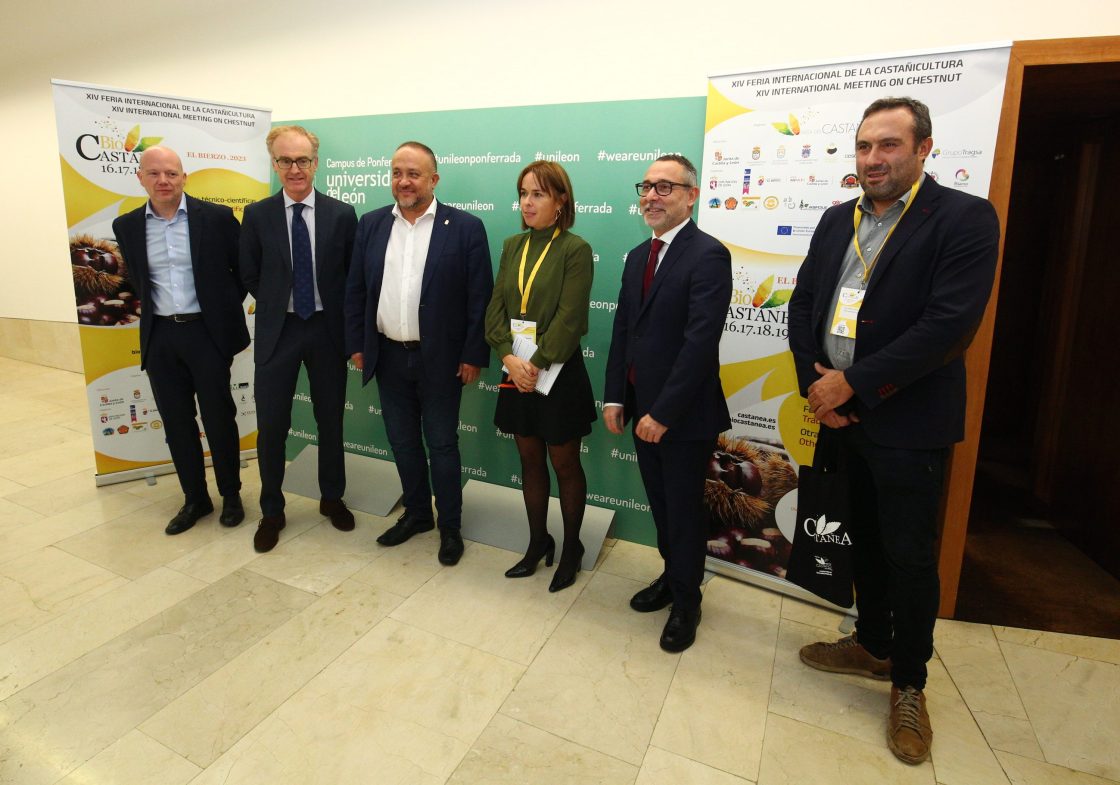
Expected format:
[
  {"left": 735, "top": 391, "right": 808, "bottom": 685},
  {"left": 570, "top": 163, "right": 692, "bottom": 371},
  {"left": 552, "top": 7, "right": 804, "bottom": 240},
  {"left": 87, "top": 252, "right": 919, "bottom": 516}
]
[
  {"left": 377, "top": 511, "right": 435, "bottom": 546},
  {"left": 219, "top": 494, "right": 244, "bottom": 527},
  {"left": 660, "top": 606, "right": 702, "bottom": 653},
  {"left": 254, "top": 514, "right": 286, "bottom": 553},
  {"left": 549, "top": 540, "right": 585, "bottom": 593},
  {"left": 166, "top": 499, "right": 213, "bottom": 535},
  {"left": 505, "top": 534, "right": 556, "bottom": 578},
  {"left": 438, "top": 529, "right": 464, "bottom": 566},
  {"left": 321, "top": 498, "right": 355, "bottom": 532},
  {"left": 630, "top": 574, "right": 673, "bottom": 612}
]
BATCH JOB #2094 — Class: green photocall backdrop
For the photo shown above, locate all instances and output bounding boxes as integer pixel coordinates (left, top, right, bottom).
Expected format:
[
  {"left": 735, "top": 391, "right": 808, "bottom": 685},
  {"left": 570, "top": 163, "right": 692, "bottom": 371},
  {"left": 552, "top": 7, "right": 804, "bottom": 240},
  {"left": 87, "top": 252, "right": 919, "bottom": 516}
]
[{"left": 279, "top": 97, "right": 705, "bottom": 546}]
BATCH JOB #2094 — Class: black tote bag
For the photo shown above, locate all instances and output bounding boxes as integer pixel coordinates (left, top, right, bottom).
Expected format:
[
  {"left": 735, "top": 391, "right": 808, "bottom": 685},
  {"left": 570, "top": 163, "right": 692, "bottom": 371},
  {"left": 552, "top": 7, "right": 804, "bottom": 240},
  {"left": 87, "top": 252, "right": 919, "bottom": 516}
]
[{"left": 785, "top": 430, "right": 854, "bottom": 607}]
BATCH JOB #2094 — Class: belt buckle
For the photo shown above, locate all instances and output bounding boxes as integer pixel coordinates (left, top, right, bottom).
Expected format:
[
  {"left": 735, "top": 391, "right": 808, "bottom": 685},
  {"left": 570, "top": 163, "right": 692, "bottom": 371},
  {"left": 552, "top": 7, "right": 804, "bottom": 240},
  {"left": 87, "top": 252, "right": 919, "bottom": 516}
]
[{"left": 172, "top": 314, "right": 188, "bottom": 323}]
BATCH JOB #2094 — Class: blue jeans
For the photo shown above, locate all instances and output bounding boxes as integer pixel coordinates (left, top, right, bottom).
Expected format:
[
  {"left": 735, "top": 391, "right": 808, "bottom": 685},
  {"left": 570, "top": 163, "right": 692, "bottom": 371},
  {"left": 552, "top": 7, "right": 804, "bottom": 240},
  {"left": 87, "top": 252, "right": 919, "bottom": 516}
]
[
  {"left": 375, "top": 338, "right": 464, "bottom": 529},
  {"left": 833, "top": 424, "right": 948, "bottom": 691}
]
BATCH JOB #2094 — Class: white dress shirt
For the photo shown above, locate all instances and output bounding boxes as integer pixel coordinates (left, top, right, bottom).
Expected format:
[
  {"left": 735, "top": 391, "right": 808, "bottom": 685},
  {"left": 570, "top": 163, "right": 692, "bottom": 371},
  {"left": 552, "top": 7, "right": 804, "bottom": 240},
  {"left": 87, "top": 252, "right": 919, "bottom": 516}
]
[{"left": 377, "top": 198, "right": 438, "bottom": 341}]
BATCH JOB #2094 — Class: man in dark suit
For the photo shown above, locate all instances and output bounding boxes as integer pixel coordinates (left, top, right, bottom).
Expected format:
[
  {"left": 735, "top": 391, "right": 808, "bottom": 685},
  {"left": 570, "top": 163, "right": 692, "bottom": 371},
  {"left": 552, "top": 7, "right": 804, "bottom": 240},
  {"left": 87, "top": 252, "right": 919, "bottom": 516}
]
[
  {"left": 240, "top": 125, "right": 358, "bottom": 553},
  {"left": 788, "top": 97, "right": 1000, "bottom": 765},
  {"left": 345, "top": 141, "right": 492, "bottom": 566},
  {"left": 112, "top": 146, "right": 248, "bottom": 534},
  {"left": 604, "top": 154, "right": 732, "bottom": 653}
]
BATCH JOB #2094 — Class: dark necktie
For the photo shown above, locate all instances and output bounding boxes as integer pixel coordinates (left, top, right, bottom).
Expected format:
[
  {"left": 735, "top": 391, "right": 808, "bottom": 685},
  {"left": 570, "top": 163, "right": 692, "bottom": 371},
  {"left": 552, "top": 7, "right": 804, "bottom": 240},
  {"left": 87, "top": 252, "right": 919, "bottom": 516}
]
[
  {"left": 629, "top": 237, "right": 666, "bottom": 385},
  {"left": 642, "top": 238, "right": 665, "bottom": 301},
  {"left": 291, "top": 203, "right": 314, "bottom": 319}
]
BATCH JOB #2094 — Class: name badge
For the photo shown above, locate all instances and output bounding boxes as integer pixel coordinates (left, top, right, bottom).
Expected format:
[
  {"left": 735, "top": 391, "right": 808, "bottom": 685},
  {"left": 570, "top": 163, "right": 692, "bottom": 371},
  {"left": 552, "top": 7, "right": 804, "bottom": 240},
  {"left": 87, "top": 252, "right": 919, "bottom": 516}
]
[
  {"left": 829, "top": 287, "right": 864, "bottom": 339},
  {"left": 511, "top": 318, "right": 537, "bottom": 343}
]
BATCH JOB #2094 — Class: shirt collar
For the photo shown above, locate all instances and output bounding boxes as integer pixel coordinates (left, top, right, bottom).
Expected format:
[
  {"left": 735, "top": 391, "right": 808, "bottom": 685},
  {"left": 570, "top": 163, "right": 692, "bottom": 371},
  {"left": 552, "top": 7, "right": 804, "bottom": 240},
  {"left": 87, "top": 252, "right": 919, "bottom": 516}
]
[
  {"left": 145, "top": 193, "right": 188, "bottom": 219},
  {"left": 392, "top": 197, "right": 439, "bottom": 223},
  {"left": 283, "top": 189, "right": 316, "bottom": 210},
  {"left": 857, "top": 172, "right": 925, "bottom": 215},
  {"left": 653, "top": 217, "right": 691, "bottom": 246}
]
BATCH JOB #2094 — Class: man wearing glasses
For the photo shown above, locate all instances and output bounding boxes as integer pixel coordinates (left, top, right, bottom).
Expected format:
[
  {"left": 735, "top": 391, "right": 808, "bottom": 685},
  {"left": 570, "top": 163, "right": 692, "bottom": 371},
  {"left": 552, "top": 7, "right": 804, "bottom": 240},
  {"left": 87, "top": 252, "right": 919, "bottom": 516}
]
[
  {"left": 240, "top": 125, "right": 358, "bottom": 553},
  {"left": 604, "top": 155, "right": 732, "bottom": 652}
]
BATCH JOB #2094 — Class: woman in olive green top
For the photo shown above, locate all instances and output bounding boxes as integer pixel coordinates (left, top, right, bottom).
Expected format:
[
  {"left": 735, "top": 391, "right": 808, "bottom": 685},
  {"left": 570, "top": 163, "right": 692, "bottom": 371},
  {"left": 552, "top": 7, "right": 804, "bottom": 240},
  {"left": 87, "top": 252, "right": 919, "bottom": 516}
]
[{"left": 484, "top": 161, "right": 596, "bottom": 593}]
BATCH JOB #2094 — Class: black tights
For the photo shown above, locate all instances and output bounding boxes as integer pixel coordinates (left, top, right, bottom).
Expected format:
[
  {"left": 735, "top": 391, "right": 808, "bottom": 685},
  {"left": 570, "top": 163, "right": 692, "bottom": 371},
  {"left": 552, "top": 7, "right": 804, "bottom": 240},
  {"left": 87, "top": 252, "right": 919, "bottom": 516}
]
[{"left": 514, "top": 434, "right": 586, "bottom": 567}]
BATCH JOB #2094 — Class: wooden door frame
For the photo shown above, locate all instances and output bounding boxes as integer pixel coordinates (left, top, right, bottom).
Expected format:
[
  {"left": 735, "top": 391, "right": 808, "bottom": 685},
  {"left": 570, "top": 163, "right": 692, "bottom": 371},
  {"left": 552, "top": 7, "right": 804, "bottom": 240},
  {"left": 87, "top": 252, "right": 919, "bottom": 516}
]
[{"left": 937, "top": 35, "right": 1120, "bottom": 617}]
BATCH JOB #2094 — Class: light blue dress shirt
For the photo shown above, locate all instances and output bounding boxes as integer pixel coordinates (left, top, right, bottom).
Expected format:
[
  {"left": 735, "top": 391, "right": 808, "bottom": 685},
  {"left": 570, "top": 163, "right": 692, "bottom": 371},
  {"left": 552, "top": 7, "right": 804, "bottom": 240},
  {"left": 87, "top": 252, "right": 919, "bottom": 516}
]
[{"left": 144, "top": 195, "right": 199, "bottom": 316}]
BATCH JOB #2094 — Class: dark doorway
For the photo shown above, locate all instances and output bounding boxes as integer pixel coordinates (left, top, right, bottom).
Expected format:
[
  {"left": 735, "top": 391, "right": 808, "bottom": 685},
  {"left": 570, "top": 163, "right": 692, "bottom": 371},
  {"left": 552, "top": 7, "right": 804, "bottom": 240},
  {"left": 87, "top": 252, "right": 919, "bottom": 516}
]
[{"left": 955, "top": 62, "right": 1120, "bottom": 638}]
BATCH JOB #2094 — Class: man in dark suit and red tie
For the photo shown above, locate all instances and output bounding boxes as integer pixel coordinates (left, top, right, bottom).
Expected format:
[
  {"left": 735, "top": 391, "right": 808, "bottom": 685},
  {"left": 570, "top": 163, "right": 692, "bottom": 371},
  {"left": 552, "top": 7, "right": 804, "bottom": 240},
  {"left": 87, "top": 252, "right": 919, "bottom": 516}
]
[
  {"left": 604, "top": 154, "right": 733, "bottom": 654},
  {"left": 240, "top": 125, "right": 358, "bottom": 553},
  {"left": 112, "top": 146, "right": 248, "bottom": 535},
  {"left": 788, "top": 97, "right": 1000, "bottom": 765},
  {"left": 345, "top": 141, "right": 493, "bottom": 567}
]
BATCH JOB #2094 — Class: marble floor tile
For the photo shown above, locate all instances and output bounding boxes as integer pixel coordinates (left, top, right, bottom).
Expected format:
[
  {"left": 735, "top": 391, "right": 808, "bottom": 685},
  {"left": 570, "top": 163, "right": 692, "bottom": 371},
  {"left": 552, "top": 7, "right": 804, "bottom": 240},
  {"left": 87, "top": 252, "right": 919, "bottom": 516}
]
[
  {"left": 0, "top": 567, "right": 205, "bottom": 701},
  {"left": 636, "top": 747, "right": 754, "bottom": 785},
  {"left": 0, "top": 475, "right": 27, "bottom": 497},
  {"left": 3, "top": 467, "right": 137, "bottom": 517},
  {"left": 0, "top": 392, "right": 64, "bottom": 426},
  {"left": 768, "top": 616, "right": 891, "bottom": 746},
  {"left": 596, "top": 538, "right": 666, "bottom": 583},
  {"left": 924, "top": 656, "right": 1011, "bottom": 785},
  {"left": 243, "top": 516, "right": 384, "bottom": 595},
  {"left": 1001, "top": 641, "right": 1120, "bottom": 781},
  {"left": 0, "top": 491, "right": 155, "bottom": 566},
  {"left": 0, "top": 545, "right": 128, "bottom": 645},
  {"left": 448, "top": 713, "right": 638, "bottom": 785},
  {"left": 389, "top": 541, "right": 582, "bottom": 665},
  {"left": 0, "top": 569, "right": 313, "bottom": 785},
  {"left": 349, "top": 523, "right": 446, "bottom": 597},
  {"left": 651, "top": 576, "right": 781, "bottom": 781},
  {"left": 994, "top": 626, "right": 1120, "bottom": 668},
  {"left": 0, "top": 422, "right": 89, "bottom": 462},
  {"left": 56, "top": 496, "right": 232, "bottom": 579},
  {"left": 56, "top": 730, "right": 200, "bottom": 785},
  {"left": 0, "top": 497, "right": 43, "bottom": 531},
  {"left": 757, "top": 712, "right": 935, "bottom": 785},
  {"left": 190, "top": 617, "right": 524, "bottom": 785},
  {"left": 0, "top": 437, "right": 95, "bottom": 486},
  {"left": 780, "top": 593, "right": 848, "bottom": 632},
  {"left": 996, "top": 751, "right": 1120, "bottom": 785},
  {"left": 935, "top": 619, "right": 1045, "bottom": 760},
  {"left": 166, "top": 496, "right": 320, "bottom": 584},
  {"left": 501, "top": 571, "right": 681, "bottom": 766},
  {"left": 141, "top": 578, "right": 404, "bottom": 767}
]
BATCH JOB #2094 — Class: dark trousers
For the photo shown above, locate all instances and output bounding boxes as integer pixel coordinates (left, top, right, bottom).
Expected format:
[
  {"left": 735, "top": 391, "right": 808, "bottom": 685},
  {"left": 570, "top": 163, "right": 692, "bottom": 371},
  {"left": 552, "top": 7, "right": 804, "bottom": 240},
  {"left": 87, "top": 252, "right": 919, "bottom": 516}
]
[
  {"left": 144, "top": 318, "right": 241, "bottom": 504},
  {"left": 376, "top": 337, "right": 464, "bottom": 529},
  {"left": 633, "top": 432, "right": 715, "bottom": 611},
  {"left": 835, "top": 424, "right": 947, "bottom": 691},
  {"left": 255, "top": 312, "right": 347, "bottom": 517}
]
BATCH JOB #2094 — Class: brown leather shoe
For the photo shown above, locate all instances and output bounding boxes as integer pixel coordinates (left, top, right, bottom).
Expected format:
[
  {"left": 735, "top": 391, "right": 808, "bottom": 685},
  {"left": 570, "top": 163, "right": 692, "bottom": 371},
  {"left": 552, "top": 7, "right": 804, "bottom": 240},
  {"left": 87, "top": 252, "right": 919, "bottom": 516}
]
[
  {"left": 888, "top": 685, "right": 932, "bottom": 764},
  {"left": 799, "top": 633, "right": 892, "bottom": 680},
  {"left": 320, "top": 499, "right": 355, "bottom": 532},
  {"left": 254, "top": 514, "right": 286, "bottom": 553}
]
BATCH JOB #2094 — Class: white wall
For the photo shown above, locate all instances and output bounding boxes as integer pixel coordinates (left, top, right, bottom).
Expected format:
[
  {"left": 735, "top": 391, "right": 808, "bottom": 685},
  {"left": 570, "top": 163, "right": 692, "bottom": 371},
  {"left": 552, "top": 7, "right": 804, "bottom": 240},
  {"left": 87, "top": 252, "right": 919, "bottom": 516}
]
[{"left": 2, "top": 0, "right": 1117, "bottom": 322}]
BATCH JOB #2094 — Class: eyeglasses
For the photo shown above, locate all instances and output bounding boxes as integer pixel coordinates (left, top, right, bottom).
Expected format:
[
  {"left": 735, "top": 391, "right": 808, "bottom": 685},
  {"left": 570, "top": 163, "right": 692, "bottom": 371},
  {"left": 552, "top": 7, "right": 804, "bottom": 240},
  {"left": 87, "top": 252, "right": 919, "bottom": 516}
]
[
  {"left": 635, "top": 181, "right": 692, "bottom": 197},
  {"left": 275, "top": 156, "right": 315, "bottom": 170}
]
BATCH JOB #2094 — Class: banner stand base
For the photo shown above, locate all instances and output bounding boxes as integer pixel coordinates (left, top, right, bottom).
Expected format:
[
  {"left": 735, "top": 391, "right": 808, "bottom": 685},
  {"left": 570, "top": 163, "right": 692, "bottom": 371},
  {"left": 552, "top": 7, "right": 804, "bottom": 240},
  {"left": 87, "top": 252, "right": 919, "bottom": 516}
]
[
  {"left": 94, "top": 449, "right": 258, "bottom": 488},
  {"left": 459, "top": 479, "right": 614, "bottom": 572},
  {"left": 283, "top": 445, "right": 402, "bottom": 518}
]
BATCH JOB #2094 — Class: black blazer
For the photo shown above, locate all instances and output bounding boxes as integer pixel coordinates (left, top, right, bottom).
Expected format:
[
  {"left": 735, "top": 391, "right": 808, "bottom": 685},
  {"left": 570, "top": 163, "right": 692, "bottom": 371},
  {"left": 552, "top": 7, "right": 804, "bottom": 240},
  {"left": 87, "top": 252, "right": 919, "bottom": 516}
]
[
  {"left": 787, "top": 176, "right": 1000, "bottom": 449},
  {"left": 605, "top": 220, "right": 733, "bottom": 441},
  {"left": 112, "top": 194, "right": 248, "bottom": 369},
  {"left": 239, "top": 189, "right": 358, "bottom": 364},
  {"left": 344, "top": 201, "right": 493, "bottom": 386}
]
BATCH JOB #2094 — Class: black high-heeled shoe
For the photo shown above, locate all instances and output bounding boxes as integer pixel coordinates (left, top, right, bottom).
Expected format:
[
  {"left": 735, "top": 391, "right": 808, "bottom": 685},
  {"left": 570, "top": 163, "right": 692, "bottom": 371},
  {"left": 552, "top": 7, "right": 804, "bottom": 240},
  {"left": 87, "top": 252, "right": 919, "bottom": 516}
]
[
  {"left": 549, "top": 540, "right": 585, "bottom": 593},
  {"left": 505, "top": 534, "right": 555, "bottom": 578}
]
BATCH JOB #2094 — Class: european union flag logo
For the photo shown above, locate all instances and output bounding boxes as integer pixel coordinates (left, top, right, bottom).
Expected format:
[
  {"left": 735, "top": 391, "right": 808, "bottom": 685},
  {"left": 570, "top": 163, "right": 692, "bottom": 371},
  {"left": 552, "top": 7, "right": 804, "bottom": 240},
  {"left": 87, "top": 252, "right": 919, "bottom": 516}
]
[{"left": 776, "top": 226, "right": 793, "bottom": 236}]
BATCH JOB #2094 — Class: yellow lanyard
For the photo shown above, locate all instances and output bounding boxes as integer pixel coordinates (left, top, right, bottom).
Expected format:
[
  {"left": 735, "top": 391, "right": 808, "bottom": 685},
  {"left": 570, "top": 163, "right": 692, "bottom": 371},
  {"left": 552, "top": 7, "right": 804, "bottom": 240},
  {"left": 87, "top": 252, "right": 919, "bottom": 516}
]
[
  {"left": 517, "top": 227, "right": 560, "bottom": 316},
  {"left": 852, "top": 178, "right": 921, "bottom": 284}
]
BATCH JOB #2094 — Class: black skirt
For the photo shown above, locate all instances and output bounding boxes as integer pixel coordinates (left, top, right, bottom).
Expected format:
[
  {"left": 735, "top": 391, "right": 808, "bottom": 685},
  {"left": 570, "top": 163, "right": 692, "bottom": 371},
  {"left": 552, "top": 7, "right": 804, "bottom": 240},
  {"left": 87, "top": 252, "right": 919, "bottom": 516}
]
[{"left": 494, "top": 350, "right": 597, "bottom": 444}]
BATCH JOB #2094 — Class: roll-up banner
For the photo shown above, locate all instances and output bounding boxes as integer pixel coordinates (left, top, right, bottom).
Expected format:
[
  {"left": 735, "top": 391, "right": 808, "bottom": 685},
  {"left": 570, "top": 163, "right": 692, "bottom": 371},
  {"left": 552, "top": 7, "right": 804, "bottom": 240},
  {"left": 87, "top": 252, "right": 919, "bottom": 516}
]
[
  {"left": 281, "top": 97, "right": 704, "bottom": 545},
  {"left": 51, "top": 80, "right": 271, "bottom": 485},
  {"left": 698, "top": 45, "right": 1010, "bottom": 601}
]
